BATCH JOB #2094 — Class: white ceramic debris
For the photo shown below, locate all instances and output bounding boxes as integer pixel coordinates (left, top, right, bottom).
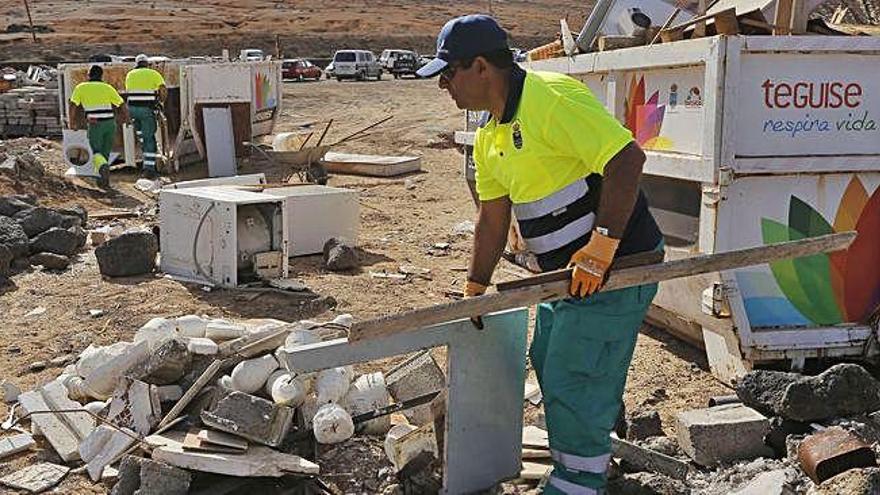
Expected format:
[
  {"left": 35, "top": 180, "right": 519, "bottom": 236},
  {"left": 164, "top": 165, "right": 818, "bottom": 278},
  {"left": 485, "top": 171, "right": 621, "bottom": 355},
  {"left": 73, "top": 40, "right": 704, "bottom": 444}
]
[
  {"left": 315, "top": 366, "right": 355, "bottom": 405},
  {"left": 271, "top": 374, "right": 307, "bottom": 407},
  {"left": 343, "top": 372, "right": 391, "bottom": 434},
  {"left": 230, "top": 355, "right": 278, "bottom": 394},
  {"left": 175, "top": 315, "right": 208, "bottom": 338},
  {"left": 312, "top": 404, "right": 354, "bottom": 444}
]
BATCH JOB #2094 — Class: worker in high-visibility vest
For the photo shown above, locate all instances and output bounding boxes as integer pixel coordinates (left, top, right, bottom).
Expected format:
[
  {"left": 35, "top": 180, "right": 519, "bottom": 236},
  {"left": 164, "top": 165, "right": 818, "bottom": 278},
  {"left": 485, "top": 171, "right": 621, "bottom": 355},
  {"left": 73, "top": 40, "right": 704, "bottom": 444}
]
[
  {"left": 68, "top": 65, "right": 126, "bottom": 189},
  {"left": 125, "top": 54, "right": 167, "bottom": 179},
  {"left": 419, "top": 16, "right": 663, "bottom": 494}
]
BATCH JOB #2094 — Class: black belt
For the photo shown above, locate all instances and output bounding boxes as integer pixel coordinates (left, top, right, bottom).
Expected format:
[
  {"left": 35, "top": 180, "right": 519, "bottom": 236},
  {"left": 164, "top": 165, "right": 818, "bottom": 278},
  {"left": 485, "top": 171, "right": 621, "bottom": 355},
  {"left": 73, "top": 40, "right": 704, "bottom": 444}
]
[{"left": 127, "top": 100, "right": 156, "bottom": 107}]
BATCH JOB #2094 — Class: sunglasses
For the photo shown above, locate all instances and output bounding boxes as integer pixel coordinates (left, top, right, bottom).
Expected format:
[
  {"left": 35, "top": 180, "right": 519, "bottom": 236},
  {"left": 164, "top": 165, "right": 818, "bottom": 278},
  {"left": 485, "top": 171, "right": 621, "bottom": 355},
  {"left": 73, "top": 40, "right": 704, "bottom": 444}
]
[{"left": 440, "top": 61, "right": 472, "bottom": 81}]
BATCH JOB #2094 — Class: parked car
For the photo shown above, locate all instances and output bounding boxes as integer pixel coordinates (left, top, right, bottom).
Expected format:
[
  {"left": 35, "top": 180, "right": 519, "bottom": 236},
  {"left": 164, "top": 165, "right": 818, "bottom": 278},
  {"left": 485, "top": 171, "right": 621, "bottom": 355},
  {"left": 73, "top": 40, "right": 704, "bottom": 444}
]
[
  {"left": 379, "top": 49, "right": 413, "bottom": 70},
  {"left": 282, "top": 59, "right": 322, "bottom": 81},
  {"left": 324, "top": 61, "right": 335, "bottom": 79},
  {"left": 332, "top": 50, "right": 382, "bottom": 81},
  {"left": 240, "top": 49, "right": 264, "bottom": 61},
  {"left": 386, "top": 50, "right": 420, "bottom": 79}
]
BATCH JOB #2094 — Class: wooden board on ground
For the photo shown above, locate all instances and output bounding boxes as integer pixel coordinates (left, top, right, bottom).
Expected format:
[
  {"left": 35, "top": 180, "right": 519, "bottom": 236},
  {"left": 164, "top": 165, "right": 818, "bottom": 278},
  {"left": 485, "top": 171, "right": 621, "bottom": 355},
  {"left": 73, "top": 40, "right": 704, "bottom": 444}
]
[
  {"left": 522, "top": 426, "right": 549, "bottom": 449},
  {"left": 322, "top": 152, "right": 421, "bottom": 177},
  {"left": 520, "top": 461, "right": 553, "bottom": 480}
]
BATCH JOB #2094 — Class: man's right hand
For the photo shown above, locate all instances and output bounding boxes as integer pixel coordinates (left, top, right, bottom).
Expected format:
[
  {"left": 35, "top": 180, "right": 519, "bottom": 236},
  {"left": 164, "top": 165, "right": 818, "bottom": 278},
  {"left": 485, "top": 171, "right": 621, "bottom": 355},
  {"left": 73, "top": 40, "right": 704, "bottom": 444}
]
[{"left": 464, "top": 280, "right": 487, "bottom": 329}]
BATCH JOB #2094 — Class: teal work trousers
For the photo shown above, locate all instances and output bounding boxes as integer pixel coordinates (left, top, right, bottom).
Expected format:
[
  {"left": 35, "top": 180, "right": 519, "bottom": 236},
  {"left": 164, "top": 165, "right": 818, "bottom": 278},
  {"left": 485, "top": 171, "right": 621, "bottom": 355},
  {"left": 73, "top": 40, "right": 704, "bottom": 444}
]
[
  {"left": 128, "top": 105, "right": 158, "bottom": 171},
  {"left": 531, "top": 282, "right": 658, "bottom": 494}
]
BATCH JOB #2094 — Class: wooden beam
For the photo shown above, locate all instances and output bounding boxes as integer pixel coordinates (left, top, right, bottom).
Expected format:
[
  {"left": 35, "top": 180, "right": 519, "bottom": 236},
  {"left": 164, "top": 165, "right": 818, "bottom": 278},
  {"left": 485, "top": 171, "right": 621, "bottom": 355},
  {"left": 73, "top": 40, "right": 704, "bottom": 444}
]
[
  {"left": 598, "top": 35, "right": 643, "bottom": 51},
  {"left": 349, "top": 232, "right": 855, "bottom": 342},
  {"left": 496, "top": 250, "right": 664, "bottom": 292},
  {"left": 774, "top": 0, "right": 794, "bottom": 35},
  {"left": 611, "top": 436, "right": 691, "bottom": 480},
  {"left": 694, "top": 0, "right": 708, "bottom": 38}
]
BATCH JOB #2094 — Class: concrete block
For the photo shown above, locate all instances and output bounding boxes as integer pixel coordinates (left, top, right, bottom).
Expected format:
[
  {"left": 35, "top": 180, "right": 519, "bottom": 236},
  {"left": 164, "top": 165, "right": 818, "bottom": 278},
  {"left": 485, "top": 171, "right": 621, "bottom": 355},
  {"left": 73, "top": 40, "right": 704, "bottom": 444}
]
[
  {"left": 200, "top": 391, "right": 294, "bottom": 447},
  {"left": 18, "top": 389, "right": 81, "bottom": 461},
  {"left": 187, "top": 337, "right": 218, "bottom": 355},
  {"left": 0, "top": 433, "right": 35, "bottom": 460},
  {"left": 385, "top": 351, "right": 446, "bottom": 425},
  {"left": 146, "top": 431, "right": 318, "bottom": 477},
  {"left": 0, "top": 462, "right": 69, "bottom": 493},
  {"left": 384, "top": 423, "right": 438, "bottom": 472},
  {"left": 675, "top": 404, "right": 773, "bottom": 467},
  {"left": 111, "top": 454, "right": 191, "bottom": 495}
]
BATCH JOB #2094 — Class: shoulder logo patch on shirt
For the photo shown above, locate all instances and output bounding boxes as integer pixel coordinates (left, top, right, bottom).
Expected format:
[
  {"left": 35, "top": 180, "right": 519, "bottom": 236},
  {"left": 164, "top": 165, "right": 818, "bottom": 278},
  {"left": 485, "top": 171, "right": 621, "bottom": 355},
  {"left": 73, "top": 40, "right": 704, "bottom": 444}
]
[{"left": 512, "top": 121, "right": 523, "bottom": 150}]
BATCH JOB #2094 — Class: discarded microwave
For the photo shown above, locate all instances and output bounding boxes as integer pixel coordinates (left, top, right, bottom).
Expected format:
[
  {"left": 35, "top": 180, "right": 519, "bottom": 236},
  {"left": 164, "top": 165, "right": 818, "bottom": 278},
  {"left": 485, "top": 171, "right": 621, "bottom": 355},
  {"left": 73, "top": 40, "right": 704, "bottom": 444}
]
[
  {"left": 262, "top": 185, "right": 359, "bottom": 256},
  {"left": 159, "top": 187, "right": 289, "bottom": 287}
]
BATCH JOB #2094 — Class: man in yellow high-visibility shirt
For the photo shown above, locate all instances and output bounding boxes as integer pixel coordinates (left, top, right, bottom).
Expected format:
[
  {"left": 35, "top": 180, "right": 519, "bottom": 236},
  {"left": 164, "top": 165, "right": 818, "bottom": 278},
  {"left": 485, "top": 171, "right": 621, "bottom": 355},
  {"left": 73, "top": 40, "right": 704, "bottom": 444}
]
[
  {"left": 125, "top": 54, "right": 167, "bottom": 179},
  {"left": 68, "top": 65, "right": 126, "bottom": 189},
  {"left": 419, "top": 15, "right": 664, "bottom": 494}
]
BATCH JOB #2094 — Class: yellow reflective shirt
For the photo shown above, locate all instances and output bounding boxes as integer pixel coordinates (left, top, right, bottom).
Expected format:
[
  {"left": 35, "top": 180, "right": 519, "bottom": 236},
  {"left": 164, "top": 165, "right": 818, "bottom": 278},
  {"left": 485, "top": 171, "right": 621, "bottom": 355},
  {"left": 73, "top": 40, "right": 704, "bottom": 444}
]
[
  {"left": 125, "top": 67, "right": 165, "bottom": 92},
  {"left": 69, "top": 81, "right": 123, "bottom": 108},
  {"left": 473, "top": 70, "right": 633, "bottom": 203}
]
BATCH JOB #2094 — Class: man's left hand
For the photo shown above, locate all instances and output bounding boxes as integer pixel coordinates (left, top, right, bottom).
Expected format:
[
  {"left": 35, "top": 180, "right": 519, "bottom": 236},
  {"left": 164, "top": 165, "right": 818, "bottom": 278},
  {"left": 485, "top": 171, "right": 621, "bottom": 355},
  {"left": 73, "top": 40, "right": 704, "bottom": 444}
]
[{"left": 568, "top": 230, "right": 620, "bottom": 298}]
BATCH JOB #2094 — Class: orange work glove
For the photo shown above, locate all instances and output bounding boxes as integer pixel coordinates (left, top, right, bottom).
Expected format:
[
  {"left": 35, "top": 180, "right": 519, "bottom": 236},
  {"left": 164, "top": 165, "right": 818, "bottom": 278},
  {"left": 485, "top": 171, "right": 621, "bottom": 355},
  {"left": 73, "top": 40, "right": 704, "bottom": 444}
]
[
  {"left": 464, "top": 280, "right": 488, "bottom": 329},
  {"left": 568, "top": 229, "right": 620, "bottom": 298}
]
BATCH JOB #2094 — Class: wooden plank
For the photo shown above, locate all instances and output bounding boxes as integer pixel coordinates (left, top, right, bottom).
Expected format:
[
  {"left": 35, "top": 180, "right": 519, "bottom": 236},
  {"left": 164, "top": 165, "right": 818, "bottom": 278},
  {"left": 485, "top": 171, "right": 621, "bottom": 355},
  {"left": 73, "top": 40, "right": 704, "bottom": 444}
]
[
  {"left": 598, "top": 35, "right": 643, "bottom": 51},
  {"left": 611, "top": 436, "right": 691, "bottom": 480},
  {"left": 661, "top": 7, "right": 738, "bottom": 39},
  {"left": 520, "top": 461, "right": 553, "bottom": 480},
  {"left": 695, "top": 0, "right": 708, "bottom": 38},
  {"left": 774, "top": 0, "right": 794, "bottom": 35},
  {"left": 350, "top": 232, "right": 855, "bottom": 342},
  {"left": 645, "top": 305, "right": 705, "bottom": 349},
  {"left": 157, "top": 359, "right": 222, "bottom": 429}
]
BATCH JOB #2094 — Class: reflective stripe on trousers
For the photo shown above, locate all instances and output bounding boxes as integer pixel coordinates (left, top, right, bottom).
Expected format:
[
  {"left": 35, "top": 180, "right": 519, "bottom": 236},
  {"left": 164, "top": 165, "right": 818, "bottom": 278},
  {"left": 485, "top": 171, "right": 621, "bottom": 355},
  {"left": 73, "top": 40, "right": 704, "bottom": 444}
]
[
  {"left": 551, "top": 449, "right": 610, "bottom": 474},
  {"left": 549, "top": 475, "right": 602, "bottom": 495}
]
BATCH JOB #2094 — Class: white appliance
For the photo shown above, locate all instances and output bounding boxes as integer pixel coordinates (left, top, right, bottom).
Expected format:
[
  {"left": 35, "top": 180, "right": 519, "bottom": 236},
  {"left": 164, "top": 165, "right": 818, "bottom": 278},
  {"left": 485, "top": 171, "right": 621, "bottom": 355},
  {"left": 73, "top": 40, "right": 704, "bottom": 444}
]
[
  {"left": 159, "top": 187, "right": 289, "bottom": 287},
  {"left": 263, "top": 185, "right": 359, "bottom": 256}
]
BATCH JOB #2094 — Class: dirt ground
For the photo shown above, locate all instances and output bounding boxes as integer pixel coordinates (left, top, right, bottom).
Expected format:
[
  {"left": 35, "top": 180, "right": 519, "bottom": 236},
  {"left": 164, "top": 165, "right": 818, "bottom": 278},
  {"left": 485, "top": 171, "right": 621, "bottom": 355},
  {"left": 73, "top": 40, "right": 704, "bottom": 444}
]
[
  {"left": 0, "top": 77, "right": 730, "bottom": 493},
  {"left": 0, "top": 0, "right": 593, "bottom": 63}
]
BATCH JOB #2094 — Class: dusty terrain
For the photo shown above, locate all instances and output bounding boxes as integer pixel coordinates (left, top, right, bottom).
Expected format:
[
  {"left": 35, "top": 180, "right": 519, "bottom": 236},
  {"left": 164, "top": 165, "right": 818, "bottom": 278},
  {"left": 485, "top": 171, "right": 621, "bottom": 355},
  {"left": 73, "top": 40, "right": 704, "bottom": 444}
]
[
  {"left": 0, "top": 76, "right": 730, "bottom": 493},
  {"left": 1, "top": 0, "right": 592, "bottom": 62}
]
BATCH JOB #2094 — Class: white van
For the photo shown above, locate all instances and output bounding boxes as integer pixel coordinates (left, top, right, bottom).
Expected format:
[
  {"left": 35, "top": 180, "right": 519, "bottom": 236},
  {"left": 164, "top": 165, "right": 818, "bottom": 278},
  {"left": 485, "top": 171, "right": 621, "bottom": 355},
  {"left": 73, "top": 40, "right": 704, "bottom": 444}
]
[
  {"left": 332, "top": 50, "right": 382, "bottom": 81},
  {"left": 240, "top": 49, "right": 264, "bottom": 61}
]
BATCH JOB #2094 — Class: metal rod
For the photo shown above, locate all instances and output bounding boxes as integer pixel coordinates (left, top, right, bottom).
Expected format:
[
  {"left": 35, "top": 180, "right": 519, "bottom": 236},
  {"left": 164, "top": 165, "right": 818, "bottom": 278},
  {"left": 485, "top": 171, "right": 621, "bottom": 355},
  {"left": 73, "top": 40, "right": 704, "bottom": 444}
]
[
  {"left": 330, "top": 115, "right": 393, "bottom": 146},
  {"left": 23, "top": 0, "right": 37, "bottom": 42},
  {"left": 314, "top": 119, "right": 334, "bottom": 148}
]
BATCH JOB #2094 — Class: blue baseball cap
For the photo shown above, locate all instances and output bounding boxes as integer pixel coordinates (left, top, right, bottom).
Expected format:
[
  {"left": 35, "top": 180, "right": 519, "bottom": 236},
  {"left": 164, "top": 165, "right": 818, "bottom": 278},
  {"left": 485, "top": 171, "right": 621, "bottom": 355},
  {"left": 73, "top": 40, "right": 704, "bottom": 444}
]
[{"left": 417, "top": 14, "right": 509, "bottom": 78}]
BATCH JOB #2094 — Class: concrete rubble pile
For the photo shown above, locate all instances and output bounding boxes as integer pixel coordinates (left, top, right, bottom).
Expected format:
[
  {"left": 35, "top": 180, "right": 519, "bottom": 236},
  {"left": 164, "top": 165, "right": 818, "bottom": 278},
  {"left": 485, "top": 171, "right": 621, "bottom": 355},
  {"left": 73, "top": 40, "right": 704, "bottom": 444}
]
[
  {"left": 0, "top": 311, "right": 448, "bottom": 493},
  {"left": 0, "top": 194, "right": 88, "bottom": 279},
  {"left": 510, "top": 363, "right": 880, "bottom": 495},
  {"left": 0, "top": 66, "right": 61, "bottom": 138}
]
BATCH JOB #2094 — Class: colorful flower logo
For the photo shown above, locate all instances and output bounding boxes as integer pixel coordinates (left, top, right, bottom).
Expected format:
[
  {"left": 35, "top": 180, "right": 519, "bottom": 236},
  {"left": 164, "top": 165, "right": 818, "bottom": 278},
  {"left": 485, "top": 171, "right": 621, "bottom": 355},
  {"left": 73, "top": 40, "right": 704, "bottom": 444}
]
[
  {"left": 254, "top": 72, "right": 276, "bottom": 111},
  {"left": 625, "top": 76, "right": 671, "bottom": 150},
  {"left": 761, "top": 177, "right": 880, "bottom": 325}
]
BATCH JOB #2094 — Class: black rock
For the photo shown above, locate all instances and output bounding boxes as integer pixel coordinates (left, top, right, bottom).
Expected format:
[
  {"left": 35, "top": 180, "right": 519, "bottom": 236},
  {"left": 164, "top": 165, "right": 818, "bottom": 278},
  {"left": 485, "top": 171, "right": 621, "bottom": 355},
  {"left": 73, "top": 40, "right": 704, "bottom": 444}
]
[
  {"left": 29, "top": 227, "right": 80, "bottom": 256},
  {"left": 13, "top": 207, "right": 65, "bottom": 238},
  {"left": 764, "top": 417, "right": 811, "bottom": 457},
  {"left": 29, "top": 252, "right": 70, "bottom": 271},
  {"left": 56, "top": 206, "right": 88, "bottom": 226},
  {"left": 0, "top": 244, "right": 11, "bottom": 277},
  {"left": 0, "top": 197, "right": 33, "bottom": 217},
  {"left": 323, "top": 237, "right": 358, "bottom": 271},
  {"left": 736, "top": 369, "right": 801, "bottom": 417},
  {"left": 0, "top": 215, "right": 29, "bottom": 259},
  {"left": 780, "top": 364, "right": 880, "bottom": 422},
  {"left": 626, "top": 410, "right": 664, "bottom": 441},
  {"left": 95, "top": 231, "right": 158, "bottom": 277}
]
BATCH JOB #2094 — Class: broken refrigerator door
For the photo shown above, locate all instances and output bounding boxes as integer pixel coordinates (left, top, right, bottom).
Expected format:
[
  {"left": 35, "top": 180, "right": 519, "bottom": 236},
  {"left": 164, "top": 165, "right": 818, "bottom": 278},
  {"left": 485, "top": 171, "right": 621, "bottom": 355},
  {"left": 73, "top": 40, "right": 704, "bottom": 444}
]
[{"left": 159, "top": 187, "right": 289, "bottom": 287}]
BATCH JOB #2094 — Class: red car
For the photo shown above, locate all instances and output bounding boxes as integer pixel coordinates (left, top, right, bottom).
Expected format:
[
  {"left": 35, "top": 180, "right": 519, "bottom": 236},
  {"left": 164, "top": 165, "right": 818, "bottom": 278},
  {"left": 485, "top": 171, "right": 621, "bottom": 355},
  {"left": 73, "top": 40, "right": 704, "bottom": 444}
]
[{"left": 282, "top": 59, "right": 322, "bottom": 81}]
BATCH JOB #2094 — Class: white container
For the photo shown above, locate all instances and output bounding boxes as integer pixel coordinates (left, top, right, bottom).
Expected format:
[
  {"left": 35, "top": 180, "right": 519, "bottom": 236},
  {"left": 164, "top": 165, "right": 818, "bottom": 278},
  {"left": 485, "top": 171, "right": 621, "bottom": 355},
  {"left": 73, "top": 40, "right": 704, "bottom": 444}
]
[
  {"left": 159, "top": 187, "right": 289, "bottom": 288},
  {"left": 313, "top": 403, "right": 354, "bottom": 444},
  {"left": 343, "top": 372, "right": 391, "bottom": 435},
  {"left": 263, "top": 185, "right": 358, "bottom": 256}
]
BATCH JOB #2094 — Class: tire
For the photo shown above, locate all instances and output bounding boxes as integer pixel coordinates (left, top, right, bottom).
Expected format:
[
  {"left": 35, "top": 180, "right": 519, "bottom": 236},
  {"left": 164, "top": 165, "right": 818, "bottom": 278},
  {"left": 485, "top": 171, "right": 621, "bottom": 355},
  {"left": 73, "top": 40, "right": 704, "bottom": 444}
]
[
  {"left": 356, "top": 71, "right": 365, "bottom": 81},
  {"left": 376, "top": 71, "right": 382, "bottom": 81},
  {"left": 336, "top": 77, "right": 342, "bottom": 82},
  {"left": 298, "top": 74, "right": 304, "bottom": 82}
]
